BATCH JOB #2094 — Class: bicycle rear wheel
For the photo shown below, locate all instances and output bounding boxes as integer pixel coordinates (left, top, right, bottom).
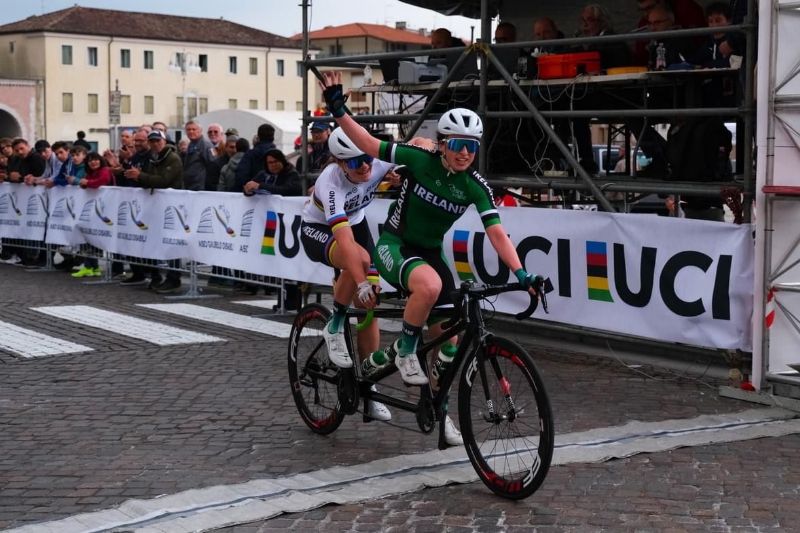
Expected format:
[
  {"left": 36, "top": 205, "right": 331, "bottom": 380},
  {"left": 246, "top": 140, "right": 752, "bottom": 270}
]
[
  {"left": 288, "top": 303, "right": 345, "bottom": 434},
  {"left": 458, "top": 336, "right": 554, "bottom": 499}
]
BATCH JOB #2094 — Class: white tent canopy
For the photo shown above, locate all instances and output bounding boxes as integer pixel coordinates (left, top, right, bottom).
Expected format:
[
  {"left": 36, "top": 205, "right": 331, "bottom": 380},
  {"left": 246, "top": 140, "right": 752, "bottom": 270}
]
[{"left": 194, "top": 109, "right": 302, "bottom": 155}]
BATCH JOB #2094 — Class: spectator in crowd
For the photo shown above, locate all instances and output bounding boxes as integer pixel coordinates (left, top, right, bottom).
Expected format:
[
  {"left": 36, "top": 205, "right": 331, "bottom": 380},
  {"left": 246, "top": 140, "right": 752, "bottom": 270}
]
[
  {"left": 430, "top": 27, "right": 465, "bottom": 49},
  {"left": 690, "top": 2, "right": 740, "bottom": 68},
  {"left": 71, "top": 152, "right": 114, "bottom": 278},
  {"left": 27, "top": 140, "right": 63, "bottom": 185},
  {"left": 122, "top": 129, "right": 184, "bottom": 292},
  {"left": 634, "top": 0, "right": 705, "bottom": 64},
  {"left": 218, "top": 137, "right": 248, "bottom": 192},
  {"left": 152, "top": 121, "right": 176, "bottom": 146},
  {"left": 7, "top": 138, "right": 45, "bottom": 184},
  {"left": 296, "top": 121, "right": 332, "bottom": 174},
  {"left": 576, "top": 4, "right": 632, "bottom": 69},
  {"left": 235, "top": 123, "right": 276, "bottom": 189},
  {"left": 73, "top": 130, "right": 92, "bottom": 150},
  {"left": 494, "top": 21, "right": 517, "bottom": 43},
  {"left": 177, "top": 137, "right": 190, "bottom": 157},
  {"left": 243, "top": 149, "right": 302, "bottom": 197},
  {"left": 40, "top": 142, "right": 71, "bottom": 187},
  {"left": 53, "top": 145, "right": 87, "bottom": 186},
  {"left": 0, "top": 138, "right": 12, "bottom": 181},
  {"left": 533, "top": 17, "right": 566, "bottom": 54},
  {"left": 181, "top": 120, "right": 215, "bottom": 191},
  {"left": 646, "top": 5, "right": 694, "bottom": 69},
  {"left": 206, "top": 123, "right": 224, "bottom": 155}
]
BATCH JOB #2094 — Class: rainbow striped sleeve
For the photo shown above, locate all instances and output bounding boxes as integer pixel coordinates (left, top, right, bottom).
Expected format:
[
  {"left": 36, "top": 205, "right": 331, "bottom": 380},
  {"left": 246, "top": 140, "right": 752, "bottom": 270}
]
[{"left": 327, "top": 213, "right": 350, "bottom": 232}]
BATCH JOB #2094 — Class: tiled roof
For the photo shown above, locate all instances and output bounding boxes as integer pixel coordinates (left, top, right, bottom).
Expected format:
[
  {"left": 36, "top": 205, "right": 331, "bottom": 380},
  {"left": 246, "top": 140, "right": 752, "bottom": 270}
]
[
  {"left": 0, "top": 6, "right": 301, "bottom": 49},
  {"left": 292, "top": 23, "right": 431, "bottom": 45}
]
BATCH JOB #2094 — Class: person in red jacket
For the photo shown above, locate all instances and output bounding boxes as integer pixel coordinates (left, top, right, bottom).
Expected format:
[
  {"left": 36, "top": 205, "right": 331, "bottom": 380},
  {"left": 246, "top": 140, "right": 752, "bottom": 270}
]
[{"left": 73, "top": 152, "right": 114, "bottom": 278}]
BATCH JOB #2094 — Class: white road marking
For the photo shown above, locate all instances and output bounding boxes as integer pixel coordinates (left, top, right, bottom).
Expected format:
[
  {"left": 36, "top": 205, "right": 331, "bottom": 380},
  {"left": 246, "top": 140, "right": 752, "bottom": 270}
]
[
  {"left": 33, "top": 306, "right": 223, "bottom": 346},
  {"left": 232, "top": 299, "right": 279, "bottom": 309},
  {"left": 139, "top": 303, "right": 314, "bottom": 338},
  {"left": 0, "top": 320, "right": 92, "bottom": 358},
  {"left": 10, "top": 408, "right": 800, "bottom": 533}
]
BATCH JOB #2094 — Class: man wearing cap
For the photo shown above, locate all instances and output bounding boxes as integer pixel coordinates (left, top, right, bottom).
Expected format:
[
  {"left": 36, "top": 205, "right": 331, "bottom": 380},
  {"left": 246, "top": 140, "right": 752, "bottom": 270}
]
[
  {"left": 297, "top": 121, "right": 332, "bottom": 174},
  {"left": 122, "top": 129, "right": 184, "bottom": 292},
  {"left": 234, "top": 123, "right": 276, "bottom": 191}
]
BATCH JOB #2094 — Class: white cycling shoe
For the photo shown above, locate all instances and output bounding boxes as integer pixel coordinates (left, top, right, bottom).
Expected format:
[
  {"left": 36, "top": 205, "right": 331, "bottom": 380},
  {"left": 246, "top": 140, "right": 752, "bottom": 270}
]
[
  {"left": 322, "top": 326, "right": 352, "bottom": 368},
  {"left": 444, "top": 415, "right": 463, "bottom": 446},
  {"left": 395, "top": 353, "right": 428, "bottom": 386},
  {"left": 367, "top": 385, "right": 392, "bottom": 421}
]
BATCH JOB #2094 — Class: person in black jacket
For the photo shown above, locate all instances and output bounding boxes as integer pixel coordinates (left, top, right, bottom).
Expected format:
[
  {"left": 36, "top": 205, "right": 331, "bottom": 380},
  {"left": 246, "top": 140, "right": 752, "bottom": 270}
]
[
  {"left": 242, "top": 149, "right": 301, "bottom": 197},
  {"left": 234, "top": 123, "right": 276, "bottom": 190},
  {"left": 242, "top": 148, "right": 302, "bottom": 305}
]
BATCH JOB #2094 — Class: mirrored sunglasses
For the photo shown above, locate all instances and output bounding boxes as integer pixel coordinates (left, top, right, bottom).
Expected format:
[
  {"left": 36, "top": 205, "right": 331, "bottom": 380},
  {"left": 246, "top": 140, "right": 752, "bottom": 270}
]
[
  {"left": 345, "top": 154, "right": 373, "bottom": 169},
  {"left": 446, "top": 138, "right": 480, "bottom": 154}
]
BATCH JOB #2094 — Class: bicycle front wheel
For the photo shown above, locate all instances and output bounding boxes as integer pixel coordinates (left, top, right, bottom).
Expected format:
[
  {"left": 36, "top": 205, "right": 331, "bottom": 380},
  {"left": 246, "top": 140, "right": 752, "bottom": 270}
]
[
  {"left": 458, "top": 336, "right": 554, "bottom": 499},
  {"left": 288, "top": 303, "right": 345, "bottom": 434}
]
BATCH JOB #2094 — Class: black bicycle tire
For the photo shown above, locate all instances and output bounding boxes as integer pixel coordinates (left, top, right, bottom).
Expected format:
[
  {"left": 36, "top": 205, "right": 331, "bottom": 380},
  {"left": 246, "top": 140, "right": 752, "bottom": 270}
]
[
  {"left": 458, "top": 336, "right": 554, "bottom": 499},
  {"left": 288, "top": 303, "right": 345, "bottom": 435}
]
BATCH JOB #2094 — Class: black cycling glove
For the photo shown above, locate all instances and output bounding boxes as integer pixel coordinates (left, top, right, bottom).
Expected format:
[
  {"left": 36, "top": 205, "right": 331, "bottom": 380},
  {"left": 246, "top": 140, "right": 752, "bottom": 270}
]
[{"left": 322, "top": 84, "right": 349, "bottom": 118}]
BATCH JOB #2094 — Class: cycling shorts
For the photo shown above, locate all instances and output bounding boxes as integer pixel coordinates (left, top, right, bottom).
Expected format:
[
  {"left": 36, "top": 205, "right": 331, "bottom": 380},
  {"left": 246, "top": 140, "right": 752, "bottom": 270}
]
[
  {"left": 301, "top": 218, "right": 374, "bottom": 267},
  {"left": 373, "top": 232, "right": 455, "bottom": 307}
]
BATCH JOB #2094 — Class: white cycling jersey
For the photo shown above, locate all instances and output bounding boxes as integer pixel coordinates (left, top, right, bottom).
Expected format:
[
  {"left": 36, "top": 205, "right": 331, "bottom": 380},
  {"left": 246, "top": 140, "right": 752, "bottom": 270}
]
[{"left": 301, "top": 158, "right": 394, "bottom": 230}]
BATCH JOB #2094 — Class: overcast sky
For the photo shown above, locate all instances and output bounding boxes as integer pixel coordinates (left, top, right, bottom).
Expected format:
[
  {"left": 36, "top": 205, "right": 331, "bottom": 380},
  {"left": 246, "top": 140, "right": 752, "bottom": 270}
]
[{"left": 0, "top": 0, "right": 485, "bottom": 42}]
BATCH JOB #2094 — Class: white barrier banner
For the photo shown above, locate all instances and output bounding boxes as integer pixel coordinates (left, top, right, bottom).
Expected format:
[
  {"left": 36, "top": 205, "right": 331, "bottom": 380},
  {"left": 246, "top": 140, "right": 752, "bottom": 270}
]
[
  {"left": 0, "top": 182, "right": 48, "bottom": 240},
  {"left": 0, "top": 185, "right": 754, "bottom": 350}
]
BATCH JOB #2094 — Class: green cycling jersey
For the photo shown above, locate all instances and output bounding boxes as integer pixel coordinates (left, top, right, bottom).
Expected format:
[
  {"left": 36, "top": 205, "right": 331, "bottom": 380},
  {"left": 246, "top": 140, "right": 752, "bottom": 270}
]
[{"left": 378, "top": 141, "right": 501, "bottom": 249}]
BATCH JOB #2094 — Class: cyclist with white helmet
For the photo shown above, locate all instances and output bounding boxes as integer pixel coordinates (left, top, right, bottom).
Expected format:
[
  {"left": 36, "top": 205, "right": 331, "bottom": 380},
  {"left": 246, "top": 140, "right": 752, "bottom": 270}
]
[
  {"left": 319, "top": 72, "right": 542, "bottom": 391},
  {"left": 300, "top": 127, "right": 398, "bottom": 421}
]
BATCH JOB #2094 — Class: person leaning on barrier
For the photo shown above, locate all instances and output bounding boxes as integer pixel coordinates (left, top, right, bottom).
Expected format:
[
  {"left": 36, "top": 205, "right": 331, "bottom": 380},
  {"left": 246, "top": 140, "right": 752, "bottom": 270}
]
[
  {"left": 243, "top": 149, "right": 302, "bottom": 197},
  {"left": 122, "top": 129, "right": 184, "bottom": 293},
  {"left": 182, "top": 120, "right": 215, "bottom": 192}
]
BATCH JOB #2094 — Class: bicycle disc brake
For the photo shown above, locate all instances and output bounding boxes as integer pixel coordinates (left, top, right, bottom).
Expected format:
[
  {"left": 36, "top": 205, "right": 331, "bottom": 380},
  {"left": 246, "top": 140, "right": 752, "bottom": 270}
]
[{"left": 337, "top": 369, "right": 359, "bottom": 415}]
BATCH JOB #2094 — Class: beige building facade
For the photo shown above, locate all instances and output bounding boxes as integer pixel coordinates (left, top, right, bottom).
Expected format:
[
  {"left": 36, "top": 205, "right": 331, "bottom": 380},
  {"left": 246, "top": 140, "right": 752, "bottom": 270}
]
[{"left": 0, "top": 6, "right": 308, "bottom": 150}]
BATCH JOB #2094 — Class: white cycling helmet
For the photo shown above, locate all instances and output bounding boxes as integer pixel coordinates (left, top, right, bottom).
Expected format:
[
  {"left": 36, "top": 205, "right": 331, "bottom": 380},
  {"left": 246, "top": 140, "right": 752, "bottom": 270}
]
[
  {"left": 328, "top": 128, "right": 365, "bottom": 160},
  {"left": 437, "top": 108, "right": 483, "bottom": 137}
]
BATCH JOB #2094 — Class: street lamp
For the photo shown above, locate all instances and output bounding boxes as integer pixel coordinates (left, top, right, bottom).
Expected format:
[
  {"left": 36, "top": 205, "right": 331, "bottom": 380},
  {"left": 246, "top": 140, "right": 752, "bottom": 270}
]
[{"left": 168, "top": 51, "right": 201, "bottom": 127}]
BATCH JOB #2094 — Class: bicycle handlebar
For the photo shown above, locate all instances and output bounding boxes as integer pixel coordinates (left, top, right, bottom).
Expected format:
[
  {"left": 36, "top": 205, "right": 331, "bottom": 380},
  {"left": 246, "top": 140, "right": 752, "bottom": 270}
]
[{"left": 441, "top": 277, "right": 554, "bottom": 328}]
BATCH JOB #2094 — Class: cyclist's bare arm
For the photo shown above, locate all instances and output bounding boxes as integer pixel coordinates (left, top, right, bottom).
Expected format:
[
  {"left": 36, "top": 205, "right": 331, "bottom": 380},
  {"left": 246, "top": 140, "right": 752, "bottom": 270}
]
[
  {"left": 486, "top": 224, "right": 539, "bottom": 297},
  {"left": 332, "top": 224, "right": 377, "bottom": 308}
]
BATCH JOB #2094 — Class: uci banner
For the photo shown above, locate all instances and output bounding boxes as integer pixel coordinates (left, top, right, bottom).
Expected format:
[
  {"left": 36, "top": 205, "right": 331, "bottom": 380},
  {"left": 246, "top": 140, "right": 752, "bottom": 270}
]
[{"left": 0, "top": 185, "right": 754, "bottom": 350}]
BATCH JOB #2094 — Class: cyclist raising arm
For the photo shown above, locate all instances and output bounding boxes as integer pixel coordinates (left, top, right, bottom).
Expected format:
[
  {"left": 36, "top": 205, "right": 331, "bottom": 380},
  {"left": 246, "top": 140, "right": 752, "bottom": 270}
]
[
  {"left": 300, "top": 128, "right": 396, "bottom": 420},
  {"left": 319, "top": 71, "right": 541, "bottom": 387}
]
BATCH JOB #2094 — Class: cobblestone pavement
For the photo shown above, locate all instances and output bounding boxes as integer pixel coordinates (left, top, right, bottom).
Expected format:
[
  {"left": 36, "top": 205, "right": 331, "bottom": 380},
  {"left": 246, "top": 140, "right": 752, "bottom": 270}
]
[{"left": 1, "top": 263, "right": 798, "bottom": 532}]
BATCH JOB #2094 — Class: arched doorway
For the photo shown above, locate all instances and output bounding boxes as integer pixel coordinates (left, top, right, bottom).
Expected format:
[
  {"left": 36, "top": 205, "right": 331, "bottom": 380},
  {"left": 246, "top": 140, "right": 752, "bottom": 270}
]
[{"left": 0, "top": 108, "right": 22, "bottom": 139}]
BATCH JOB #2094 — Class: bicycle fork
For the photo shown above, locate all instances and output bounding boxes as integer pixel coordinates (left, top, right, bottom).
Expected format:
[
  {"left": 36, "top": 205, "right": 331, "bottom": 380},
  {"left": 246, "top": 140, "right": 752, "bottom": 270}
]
[{"left": 477, "top": 337, "right": 518, "bottom": 424}]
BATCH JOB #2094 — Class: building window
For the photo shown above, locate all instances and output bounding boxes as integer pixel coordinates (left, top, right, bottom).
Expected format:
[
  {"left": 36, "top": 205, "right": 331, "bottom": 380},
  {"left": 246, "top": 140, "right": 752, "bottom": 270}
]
[
  {"left": 61, "top": 45, "right": 73, "bottom": 65},
  {"left": 276, "top": 59, "right": 285, "bottom": 76},
  {"left": 62, "top": 92, "right": 73, "bottom": 112},
  {"left": 199, "top": 97, "right": 208, "bottom": 114},
  {"left": 296, "top": 61, "right": 303, "bottom": 77},
  {"left": 328, "top": 44, "right": 342, "bottom": 56},
  {"left": 176, "top": 97, "right": 184, "bottom": 120},
  {"left": 229, "top": 56, "right": 237, "bottom": 74},
  {"left": 199, "top": 54, "right": 208, "bottom": 72},
  {"left": 228, "top": 98, "right": 237, "bottom": 109},
  {"left": 87, "top": 47, "right": 98, "bottom": 67},
  {"left": 144, "top": 50, "right": 154, "bottom": 70},
  {"left": 249, "top": 99, "right": 258, "bottom": 109},
  {"left": 296, "top": 101, "right": 303, "bottom": 112},
  {"left": 276, "top": 100, "right": 285, "bottom": 111},
  {"left": 9, "top": 41, "right": 14, "bottom": 54},
  {"left": 187, "top": 97, "right": 198, "bottom": 119},
  {"left": 249, "top": 57, "right": 258, "bottom": 75},
  {"left": 144, "top": 95, "right": 154, "bottom": 115},
  {"left": 88, "top": 94, "right": 98, "bottom": 113},
  {"left": 120, "top": 49, "right": 131, "bottom": 68},
  {"left": 120, "top": 95, "right": 131, "bottom": 114}
]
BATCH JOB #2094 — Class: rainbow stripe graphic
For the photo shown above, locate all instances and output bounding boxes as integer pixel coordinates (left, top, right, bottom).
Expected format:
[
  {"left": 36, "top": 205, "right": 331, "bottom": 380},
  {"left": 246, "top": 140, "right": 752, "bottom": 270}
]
[
  {"left": 327, "top": 214, "right": 349, "bottom": 233},
  {"left": 586, "top": 241, "right": 613, "bottom": 302},
  {"left": 452, "top": 230, "right": 474, "bottom": 281},
  {"left": 261, "top": 211, "right": 277, "bottom": 255}
]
